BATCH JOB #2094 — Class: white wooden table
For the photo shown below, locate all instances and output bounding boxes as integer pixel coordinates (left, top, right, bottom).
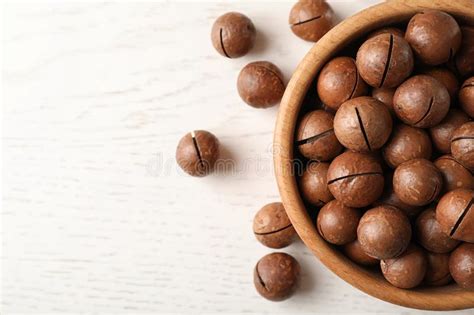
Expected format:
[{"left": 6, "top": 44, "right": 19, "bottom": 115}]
[{"left": 2, "top": 1, "right": 472, "bottom": 313}]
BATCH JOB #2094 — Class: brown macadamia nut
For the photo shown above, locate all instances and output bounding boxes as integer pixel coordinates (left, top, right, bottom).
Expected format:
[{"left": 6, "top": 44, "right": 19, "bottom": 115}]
[
  {"left": 393, "top": 159, "right": 443, "bottom": 206},
  {"left": 451, "top": 122, "right": 474, "bottom": 171},
  {"left": 415, "top": 208, "right": 460, "bottom": 254},
  {"left": 211, "top": 12, "right": 256, "bottom": 58},
  {"left": 373, "top": 172, "right": 422, "bottom": 217},
  {"left": 429, "top": 109, "right": 470, "bottom": 154},
  {"left": 434, "top": 155, "right": 474, "bottom": 193},
  {"left": 327, "top": 151, "right": 384, "bottom": 208},
  {"left": 253, "top": 202, "right": 296, "bottom": 249},
  {"left": 454, "top": 26, "right": 474, "bottom": 77},
  {"left": 382, "top": 124, "right": 432, "bottom": 169},
  {"left": 289, "top": 0, "right": 335, "bottom": 42},
  {"left": 436, "top": 188, "right": 474, "bottom": 243},
  {"left": 381, "top": 244, "right": 427, "bottom": 289},
  {"left": 405, "top": 10, "right": 461, "bottom": 65},
  {"left": 317, "top": 57, "right": 368, "bottom": 110},
  {"left": 425, "top": 252, "right": 453, "bottom": 286},
  {"left": 334, "top": 96, "right": 392, "bottom": 152},
  {"left": 296, "top": 110, "right": 342, "bottom": 161},
  {"left": 254, "top": 252, "right": 300, "bottom": 301},
  {"left": 299, "top": 162, "right": 333, "bottom": 206},
  {"left": 423, "top": 67, "right": 459, "bottom": 101},
  {"left": 356, "top": 33, "right": 414, "bottom": 88},
  {"left": 316, "top": 200, "right": 361, "bottom": 245},
  {"left": 176, "top": 130, "right": 219, "bottom": 177},
  {"left": 449, "top": 243, "right": 474, "bottom": 290},
  {"left": 343, "top": 239, "right": 379, "bottom": 266},
  {"left": 371, "top": 87, "right": 395, "bottom": 116},
  {"left": 367, "top": 27, "right": 404, "bottom": 39},
  {"left": 237, "top": 61, "right": 285, "bottom": 108},
  {"left": 357, "top": 205, "right": 411, "bottom": 259},
  {"left": 393, "top": 75, "right": 450, "bottom": 128},
  {"left": 459, "top": 77, "right": 474, "bottom": 118}
]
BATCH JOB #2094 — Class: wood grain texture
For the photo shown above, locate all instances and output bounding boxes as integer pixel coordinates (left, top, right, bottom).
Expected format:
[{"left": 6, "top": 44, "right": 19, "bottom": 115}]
[
  {"left": 275, "top": 0, "right": 474, "bottom": 311},
  {"left": 2, "top": 1, "right": 473, "bottom": 314}
]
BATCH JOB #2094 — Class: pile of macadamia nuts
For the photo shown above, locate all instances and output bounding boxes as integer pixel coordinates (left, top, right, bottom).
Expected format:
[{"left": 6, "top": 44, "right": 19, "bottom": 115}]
[
  {"left": 175, "top": 0, "right": 474, "bottom": 302},
  {"left": 297, "top": 8, "right": 474, "bottom": 291}
]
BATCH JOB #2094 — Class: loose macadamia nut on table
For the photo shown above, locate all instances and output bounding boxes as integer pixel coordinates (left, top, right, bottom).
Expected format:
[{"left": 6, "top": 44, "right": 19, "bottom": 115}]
[
  {"left": 429, "top": 109, "right": 470, "bottom": 154},
  {"left": 299, "top": 161, "right": 333, "bottom": 207},
  {"left": 449, "top": 243, "right": 474, "bottom": 290},
  {"left": 237, "top": 61, "right": 285, "bottom": 108},
  {"left": 253, "top": 202, "right": 296, "bottom": 249},
  {"left": 357, "top": 205, "right": 411, "bottom": 260},
  {"left": 381, "top": 244, "right": 427, "bottom": 289},
  {"left": 289, "top": 0, "right": 335, "bottom": 42},
  {"left": 343, "top": 239, "right": 379, "bottom": 266},
  {"left": 436, "top": 188, "right": 474, "bottom": 243},
  {"left": 254, "top": 252, "right": 300, "bottom": 301},
  {"left": 393, "top": 159, "right": 443, "bottom": 206},
  {"left": 327, "top": 151, "right": 384, "bottom": 208},
  {"left": 382, "top": 124, "right": 432, "bottom": 169},
  {"left": 459, "top": 77, "right": 474, "bottom": 118},
  {"left": 454, "top": 26, "right": 474, "bottom": 77},
  {"left": 296, "top": 110, "right": 342, "bottom": 161},
  {"left": 176, "top": 130, "right": 219, "bottom": 177},
  {"left": 334, "top": 96, "right": 392, "bottom": 152},
  {"left": 423, "top": 67, "right": 459, "bottom": 101},
  {"left": 451, "top": 122, "right": 474, "bottom": 171},
  {"left": 425, "top": 252, "right": 453, "bottom": 286},
  {"left": 316, "top": 200, "right": 360, "bottom": 245},
  {"left": 393, "top": 75, "right": 450, "bottom": 128},
  {"left": 371, "top": 87, "right": 395, "bottom": 116},
  {"left": 356, "top": 33, "right": 414, "bottom": 88},
  {"left": 373, "top": 172, "right": 422, "bottom": 217},
  {"left": 211, "top": 12, "right": 256, "bottom": 58},
  {"left": 415, "top": 208, "right": 460, "bottom": 254},
  {"left": 434, "top": 155, "right": 474, "bottom": 193},
  {"left": 317, "top": 57, "right": 368, "bottom": 110},
  {"left": 405, "top": 10, "right": 461, "bottom": 65}
]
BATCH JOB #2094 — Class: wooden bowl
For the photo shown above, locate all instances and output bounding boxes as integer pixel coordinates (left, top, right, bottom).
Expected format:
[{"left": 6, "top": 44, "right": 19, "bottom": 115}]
[{"left": 274, "top": 0, "right": 474, "bottom": 310}]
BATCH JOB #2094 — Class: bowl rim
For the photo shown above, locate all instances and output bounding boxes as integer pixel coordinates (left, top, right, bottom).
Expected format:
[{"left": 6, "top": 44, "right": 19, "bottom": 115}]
[{"left": 274, "top": 0, "right": 474, "bottom": 310}]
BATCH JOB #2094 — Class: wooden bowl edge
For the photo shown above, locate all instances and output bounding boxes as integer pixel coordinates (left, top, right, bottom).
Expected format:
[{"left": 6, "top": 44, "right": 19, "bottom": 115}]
[{"left": 274, "top": 0, "right": 474, "bottom": 310}]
